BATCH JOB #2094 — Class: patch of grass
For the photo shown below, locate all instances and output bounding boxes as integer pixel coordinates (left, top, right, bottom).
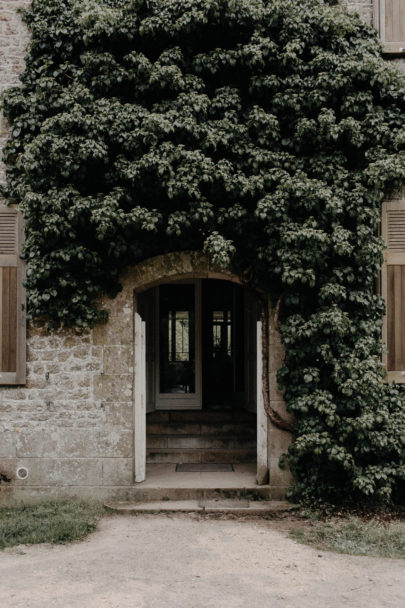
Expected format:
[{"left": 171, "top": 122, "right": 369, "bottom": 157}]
[
  {"left": 0, "top": 500, "right": 106, "bottom": 549},
  {"left": 290, "top": 516, "right": 405, "bottom": 559}
]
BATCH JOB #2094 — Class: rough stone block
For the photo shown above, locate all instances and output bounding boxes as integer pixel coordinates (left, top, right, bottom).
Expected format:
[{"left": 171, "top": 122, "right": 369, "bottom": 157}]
[
  {"left": 12, "top": 458, "right": 102, "bottom": 486},
  {"left": 98, "top": 429, "right": 133, "bottom": 457},
  {"left": 102, "top": 458, "right": 133, "bottom": 485},
  {"left": 93, "top": 321, "right": 133, "bottom": 346},
  {"left": 16, "top": 429, "right": 100, "bottom": 458},
  {"left": 15, "top": 430, "right": 58, "bottom": 458},
  {"left": 0, "top": 429, "right": 16, "bottom": 457},
  {"left": 24, "top": 376, "right": 48, "bottom": 389},
  {"left": 0, "top": 458, "right": 16, "bottom": 481},
  {"left": 104, "top": 401, "right": 133, "bottom": 427},
  {"left": 99, "top": 289, "right": 133, "bottom": 316},
  {"left": 103, "top": 346, "right": 133, "bottom": 374},
  {"left": 94, "top": 374, "right": 133, "bottom": 401},
  {"left": 269, "top": 372, "right": 285, "bottom": 401},
  {"left": 269, "top": 345, "right": 285, "bottom": 371},
  {"left": 268, "top": 426, "right": 294, "bottom": 487}
]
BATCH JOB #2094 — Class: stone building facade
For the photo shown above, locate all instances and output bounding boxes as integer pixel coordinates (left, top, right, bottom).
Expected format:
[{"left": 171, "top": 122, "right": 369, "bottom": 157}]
[{"left": 0, "top": 0, "right": 403, "bottom": 505}]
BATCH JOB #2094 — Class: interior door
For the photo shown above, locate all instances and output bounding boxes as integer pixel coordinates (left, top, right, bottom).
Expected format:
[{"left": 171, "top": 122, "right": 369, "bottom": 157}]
[
  {"left": 155, "top": 280, "right": 202, "bottom": 410},
  {"left": 134, "top": 311, "right": 146, "bottom": 482}
]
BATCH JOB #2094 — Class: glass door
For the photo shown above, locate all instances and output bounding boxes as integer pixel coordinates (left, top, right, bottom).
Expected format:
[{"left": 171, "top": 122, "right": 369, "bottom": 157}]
[
  {"left": 155, "top": 281, "right": 202, "bottom": 409},
  {"left": 202, "top": 280, "right": 245, "bottom": 409}
]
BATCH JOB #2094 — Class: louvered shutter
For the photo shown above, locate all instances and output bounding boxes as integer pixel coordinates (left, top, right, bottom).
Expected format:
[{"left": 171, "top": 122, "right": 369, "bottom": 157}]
[
  {"left": 375, "top": 0, "right": 405, "bottom": 53},
  {"left": 381, "top": 201, "right": 405, "bottom": 382},
  {"left": 0, "top": 206, "right": 26, "bottom": 384}
]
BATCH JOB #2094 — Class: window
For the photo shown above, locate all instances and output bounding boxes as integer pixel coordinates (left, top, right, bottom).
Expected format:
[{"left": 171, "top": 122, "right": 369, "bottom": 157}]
[
  {"left": 0, "top": 206, "right": 26, "bottom": 385},
  {"left": 375, "top": 0, "right": 405, "bottom": 53},
  {"left": 381, "top": 201, "right": 405, "bottom": 382}
]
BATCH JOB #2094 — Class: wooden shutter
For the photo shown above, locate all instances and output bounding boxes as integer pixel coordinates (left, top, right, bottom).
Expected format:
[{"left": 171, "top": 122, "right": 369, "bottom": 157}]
[
  {"left": 381, "top": 201, "right": 405, "bottom": 382},
  {"left": 375, "top": 0, "right": 405, "bottom": 53},
  {"left": 0, "top": 206, "right": 26, "bottom": 384}
]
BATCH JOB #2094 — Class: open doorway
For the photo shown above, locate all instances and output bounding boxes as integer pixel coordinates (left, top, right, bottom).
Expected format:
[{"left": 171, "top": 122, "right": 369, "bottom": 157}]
[
  {"left": 138, "top": 279, "right": 258, "bottom": 414},
  {"left": 135, "top": 278, "right": 266, "bottom": 481}
]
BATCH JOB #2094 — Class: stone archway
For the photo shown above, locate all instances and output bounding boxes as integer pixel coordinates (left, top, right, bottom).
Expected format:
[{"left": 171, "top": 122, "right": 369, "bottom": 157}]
[
  {"left": 99, "top": 251, "right": 292, "bottom": 496},
  {"left": 128, "top": 251, "right": 244, "bottom": 293}
]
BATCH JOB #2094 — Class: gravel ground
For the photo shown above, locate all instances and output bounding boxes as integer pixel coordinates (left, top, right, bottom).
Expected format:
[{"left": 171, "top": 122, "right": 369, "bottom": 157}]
[{"left": 0, "top": 514, "right": 404, "bottom": 608}]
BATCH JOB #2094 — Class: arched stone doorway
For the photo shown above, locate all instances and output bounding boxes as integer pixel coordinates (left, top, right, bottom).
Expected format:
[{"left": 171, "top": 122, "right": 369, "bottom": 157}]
[
  {"left": 101, "top": 251, "right": 292, "bottom": 495},
  {"left": 116, "top": 252, "right": 266, "bottom": 484}
]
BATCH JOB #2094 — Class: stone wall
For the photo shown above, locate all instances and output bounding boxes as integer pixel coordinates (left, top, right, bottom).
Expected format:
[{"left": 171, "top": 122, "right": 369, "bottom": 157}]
[
  {"left": 0, "top": 0, "right": 30, "bottom": 185},
  {"left": 345, "top": 0, "right": 374, "bottom": 25},
  {"left": 0, "top": 249, "right": 293, "bottom": 504},
  {"left": 0, "top": 315, "right": 135, "bottom": 504}
]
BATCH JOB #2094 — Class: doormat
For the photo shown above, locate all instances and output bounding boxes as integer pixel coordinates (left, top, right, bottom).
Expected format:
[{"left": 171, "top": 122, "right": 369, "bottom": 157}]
[{"left": 175, "top": 464, "right": 234, "bottom": 472}]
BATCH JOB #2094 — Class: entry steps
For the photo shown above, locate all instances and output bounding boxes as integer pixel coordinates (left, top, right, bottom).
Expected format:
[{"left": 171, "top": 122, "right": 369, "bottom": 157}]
[
  {"left": 146, "top": 409, "right": 257, "bottom": 465},
  {"left": 105, "top": 463, "right": 288, "bottom": 502},
  {"left": 122, "top": 486, "right": 275, "bottom": 502},
  {"left": 105, "top": 499, "right": 294, "bottom": 515}
]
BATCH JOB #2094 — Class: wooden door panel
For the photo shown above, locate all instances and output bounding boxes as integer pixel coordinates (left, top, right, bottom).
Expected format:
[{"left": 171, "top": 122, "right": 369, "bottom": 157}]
[{"left": 387, "top": 264, "right": 405, "bottom": 371}]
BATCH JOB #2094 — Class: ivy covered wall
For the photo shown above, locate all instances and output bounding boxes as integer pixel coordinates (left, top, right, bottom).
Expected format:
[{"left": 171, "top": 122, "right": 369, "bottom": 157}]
[{"left": 2, "top": 0, "right": 405, "bottom": 504}]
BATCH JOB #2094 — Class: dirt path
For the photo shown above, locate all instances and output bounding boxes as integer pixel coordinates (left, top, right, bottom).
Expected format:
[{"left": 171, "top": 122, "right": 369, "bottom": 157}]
[{"left": 0, "top": 514, "right": 404, "bottom": 608}]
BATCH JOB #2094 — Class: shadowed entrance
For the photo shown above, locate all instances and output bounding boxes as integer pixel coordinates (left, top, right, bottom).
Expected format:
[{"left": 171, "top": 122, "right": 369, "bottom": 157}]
[
  {"left": 128, "top": 251, "right": 270, "bottom": 488},
  {"left": 138, "top": 278, "right": 258, "bottom": 467}
]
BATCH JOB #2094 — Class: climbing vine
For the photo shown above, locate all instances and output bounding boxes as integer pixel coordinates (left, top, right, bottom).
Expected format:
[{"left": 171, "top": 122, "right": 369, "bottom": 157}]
[{"left": 2, "top": 0, "right": 405, "bottom": 504}]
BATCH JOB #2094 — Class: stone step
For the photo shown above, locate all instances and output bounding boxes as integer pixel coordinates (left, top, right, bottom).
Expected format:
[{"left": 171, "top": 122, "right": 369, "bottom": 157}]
[
  {"left": 147, "top": 422, "right": 256, "bottom": 436},
  {"left": 146, "top": 448, "right": 257, "bottom": 464},
  {"left": 105, "top": 499, "right": 294, "bottom": 515},
  {"left": 147, "top": 435, "right": 257, "bottom": 450},
  {"left": 106, "top": 486, "right": 277, "bottom": 502},
  {"left": 147, "top": 410, "right": 256, "bottom": 424}
]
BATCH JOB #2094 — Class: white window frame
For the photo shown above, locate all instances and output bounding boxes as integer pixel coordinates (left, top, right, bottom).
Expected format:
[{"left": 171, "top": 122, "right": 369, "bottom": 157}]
[{"left": 155, "top": 280, "right": 202, "bottom": 410}]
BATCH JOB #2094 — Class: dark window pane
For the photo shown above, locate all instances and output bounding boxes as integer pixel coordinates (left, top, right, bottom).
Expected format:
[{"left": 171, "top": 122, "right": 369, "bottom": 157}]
[
  {"left": 202, "top": 280, "right": 245, "bottom": 408},
  {"left": 159, "top": 284, "right": 195, "bottom": 394}
]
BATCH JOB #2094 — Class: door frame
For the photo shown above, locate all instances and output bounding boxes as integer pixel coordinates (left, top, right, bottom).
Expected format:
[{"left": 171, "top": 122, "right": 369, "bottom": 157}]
[
  {"left": 134, "top": 312, "right": 146, "bottom": 482},
  {"left": 256, "top": 320, "right": 268, "bottom": 478},
  {"left": 155, "top": 279, "right": 202, "bottom": 410},
  {"left": 133, "top": 269, "right": 269, "bottom": 484}
]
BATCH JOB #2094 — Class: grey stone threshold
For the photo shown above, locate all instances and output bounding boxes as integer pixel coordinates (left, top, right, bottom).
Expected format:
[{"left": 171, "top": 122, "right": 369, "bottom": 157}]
[{"left": 104, "top": 499, "right": 295, "bottom": 514}]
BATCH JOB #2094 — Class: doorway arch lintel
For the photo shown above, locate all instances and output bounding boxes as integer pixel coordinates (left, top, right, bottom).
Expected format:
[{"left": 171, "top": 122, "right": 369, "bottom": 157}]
[{"left": 124, "top": 251, "right": 243, "bottom": 294}]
